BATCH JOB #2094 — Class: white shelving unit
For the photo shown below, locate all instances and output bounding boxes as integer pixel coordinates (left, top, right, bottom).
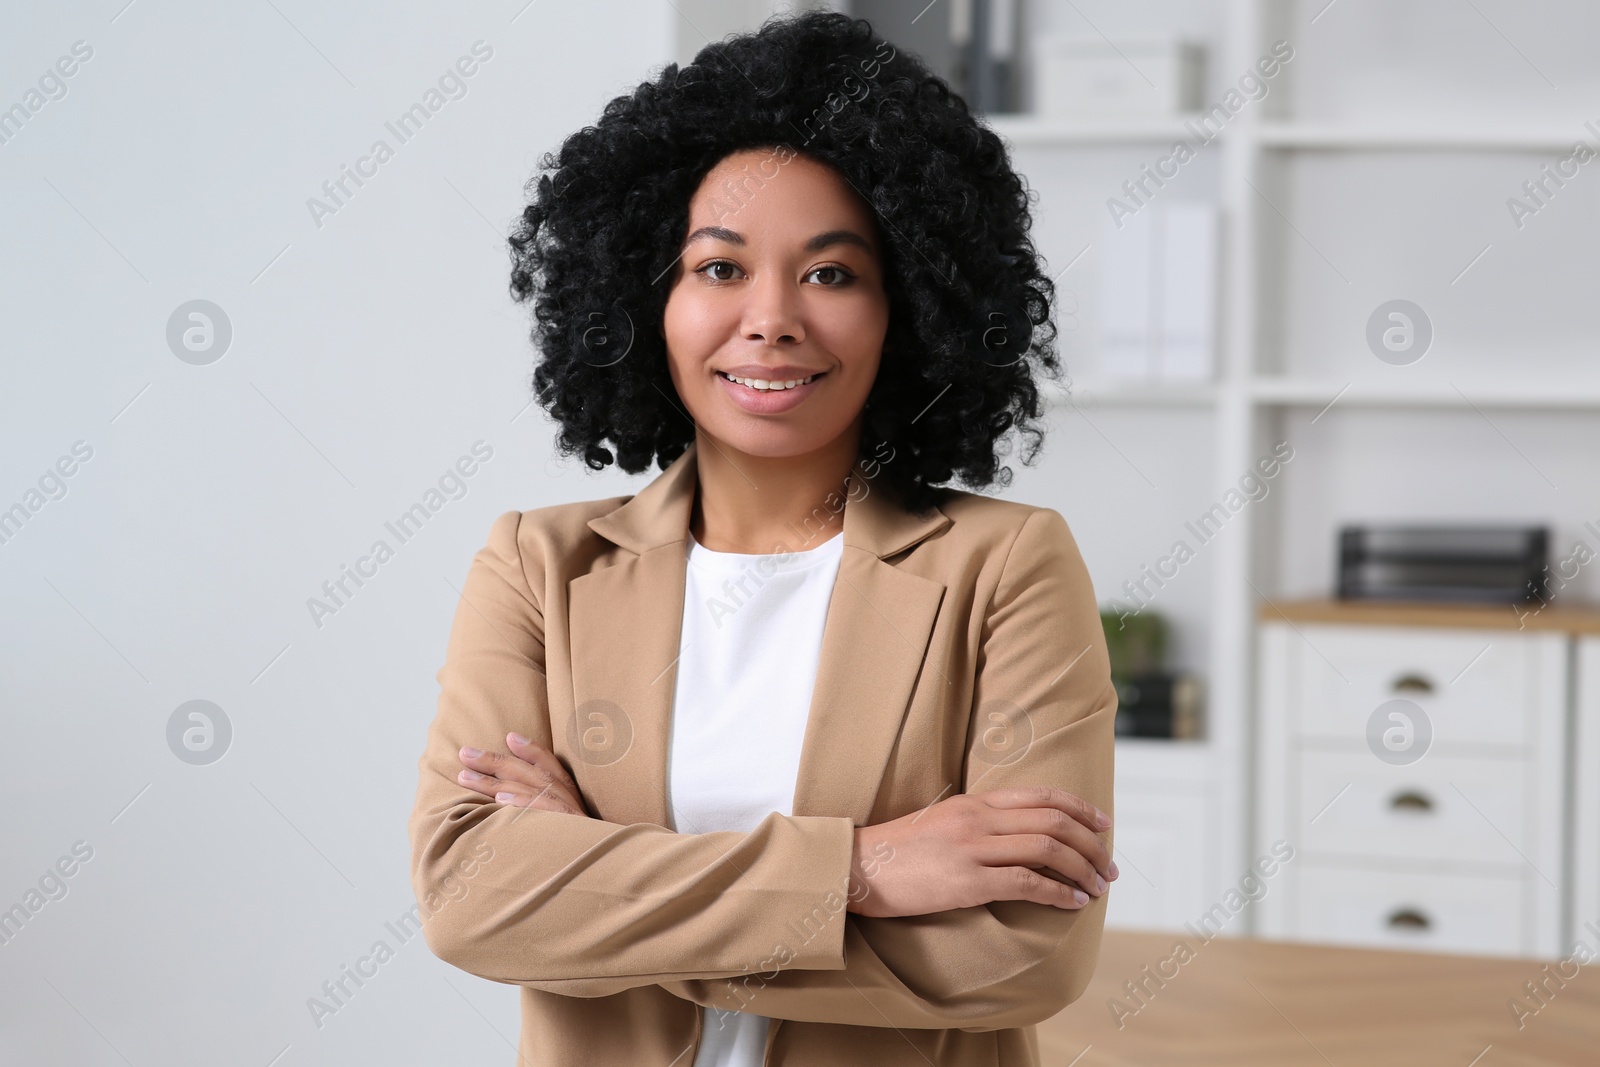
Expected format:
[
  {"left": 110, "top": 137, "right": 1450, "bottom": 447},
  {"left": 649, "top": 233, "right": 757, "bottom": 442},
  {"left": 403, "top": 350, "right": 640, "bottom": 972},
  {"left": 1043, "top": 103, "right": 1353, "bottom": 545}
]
[
  {"left": 1253, "top": 121, "right": 1598, "bottom": 152},
  {"left": 984, "top": 113, "right": 1224, "bottom": 147},
  {"left": 983, "top": 0, "right": 1600, "bottom": 938},
  {"left": 1043, "top": 376, "right": 1600, "bottom": 410}
]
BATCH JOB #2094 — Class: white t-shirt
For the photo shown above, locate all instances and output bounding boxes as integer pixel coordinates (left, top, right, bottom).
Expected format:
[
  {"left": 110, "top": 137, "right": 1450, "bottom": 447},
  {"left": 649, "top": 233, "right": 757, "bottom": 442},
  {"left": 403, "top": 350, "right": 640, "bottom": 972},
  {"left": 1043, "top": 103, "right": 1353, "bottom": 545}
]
[{"left": 667, "top": 527, "right": 846, "bottom": 1067}]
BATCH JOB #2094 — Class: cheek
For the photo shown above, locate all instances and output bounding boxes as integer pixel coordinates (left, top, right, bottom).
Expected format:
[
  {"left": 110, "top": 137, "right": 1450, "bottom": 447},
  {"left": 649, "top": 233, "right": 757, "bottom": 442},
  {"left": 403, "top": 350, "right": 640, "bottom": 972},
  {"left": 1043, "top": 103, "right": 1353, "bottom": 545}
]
[
  {"left": 812, "top": 296, "right": 887, "bottom": 371},
  {"left": 662, "top": 289, "right": 727, "bottom": 360},
  {"left": 660, "top": 302, "right": 696, "bottom": 388}
]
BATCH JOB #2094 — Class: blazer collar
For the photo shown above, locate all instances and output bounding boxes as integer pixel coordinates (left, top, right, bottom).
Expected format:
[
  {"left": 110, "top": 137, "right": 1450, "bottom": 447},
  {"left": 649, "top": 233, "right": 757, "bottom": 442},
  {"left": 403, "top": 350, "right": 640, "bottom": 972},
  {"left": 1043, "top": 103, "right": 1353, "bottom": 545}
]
[
  {"left": 585, "top": 438, "right": 950, "bottom": 560},
  {"left": 566, "top": 438, "right": 954, "bottom": 829}
]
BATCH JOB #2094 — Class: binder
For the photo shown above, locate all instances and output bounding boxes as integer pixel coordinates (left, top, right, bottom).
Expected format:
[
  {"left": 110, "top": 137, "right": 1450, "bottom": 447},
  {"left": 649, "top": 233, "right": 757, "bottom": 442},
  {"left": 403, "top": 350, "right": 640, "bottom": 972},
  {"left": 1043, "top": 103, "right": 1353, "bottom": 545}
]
[
  {"left": 1157, "top": 202, "right": 1217, "bottom": 381},
  {"left": 1099, "top": 206, "right": 1154, "bottom": 378},
  {"left": 1097, "top": 201, "right": 1217, "bottom": 382}
]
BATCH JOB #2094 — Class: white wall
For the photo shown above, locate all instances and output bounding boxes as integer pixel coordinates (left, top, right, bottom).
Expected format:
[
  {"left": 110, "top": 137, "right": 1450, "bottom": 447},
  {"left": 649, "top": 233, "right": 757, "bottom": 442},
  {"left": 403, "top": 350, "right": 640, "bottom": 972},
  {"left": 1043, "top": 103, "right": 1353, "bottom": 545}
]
[{"left": 0, "top": 3, "right": 672, "bottom": 1064}]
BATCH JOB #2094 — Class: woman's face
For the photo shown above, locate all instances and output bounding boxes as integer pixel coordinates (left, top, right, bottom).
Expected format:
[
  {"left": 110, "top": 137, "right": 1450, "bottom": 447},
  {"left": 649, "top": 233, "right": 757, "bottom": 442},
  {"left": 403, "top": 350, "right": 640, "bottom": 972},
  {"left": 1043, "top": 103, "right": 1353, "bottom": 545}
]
[{"left": 662, "top": 148, "right": 888, "bottom": 460}]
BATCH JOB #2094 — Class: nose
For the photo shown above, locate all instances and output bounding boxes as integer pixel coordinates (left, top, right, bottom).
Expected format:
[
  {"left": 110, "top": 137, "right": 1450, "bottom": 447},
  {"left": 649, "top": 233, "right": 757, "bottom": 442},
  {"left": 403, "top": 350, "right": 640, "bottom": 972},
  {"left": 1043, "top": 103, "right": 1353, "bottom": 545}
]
[{"left": 740, "top": 272, "right": 806, "bottom": 346}]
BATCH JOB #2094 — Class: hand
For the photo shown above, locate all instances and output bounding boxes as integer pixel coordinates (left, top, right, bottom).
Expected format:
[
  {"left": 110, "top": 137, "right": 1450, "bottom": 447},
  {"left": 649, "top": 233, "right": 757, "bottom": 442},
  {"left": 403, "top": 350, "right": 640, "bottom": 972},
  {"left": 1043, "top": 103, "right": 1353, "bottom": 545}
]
[
  {"left": 846, "top": 785, "right": 1117, "bottom": 918},
  {"left": 457, "top": 733, "right": 589, "bottom": 815}
]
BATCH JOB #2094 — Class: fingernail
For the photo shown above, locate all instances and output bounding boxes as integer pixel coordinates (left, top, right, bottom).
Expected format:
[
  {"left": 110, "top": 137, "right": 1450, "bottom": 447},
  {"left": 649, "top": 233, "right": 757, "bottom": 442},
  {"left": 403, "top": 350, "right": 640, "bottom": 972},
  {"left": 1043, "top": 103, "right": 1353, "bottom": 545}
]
[
  {"left": 496, "top": 792, "right": 517, "bottom": 804},
  {"left": 459, "top": 769, "right": 484, "bottom": 781},
  {"left": 509, "top": 732, "right": 530, "bottom": 746},
  {"left": 1096, "top": 811, "right": 1111, "bottom": 829},
  {"left": 1109, "top": 861, "right": 1120, "bottom": 879},
  {"left": 1094, "top": 875, "right": 1107, "bottom": 894},
  {"left": 1072, "top": 889, "right": 1089, "bottom": 906},
  {"left": 461, "top": 746, "right": 483, "bottom": 759}
]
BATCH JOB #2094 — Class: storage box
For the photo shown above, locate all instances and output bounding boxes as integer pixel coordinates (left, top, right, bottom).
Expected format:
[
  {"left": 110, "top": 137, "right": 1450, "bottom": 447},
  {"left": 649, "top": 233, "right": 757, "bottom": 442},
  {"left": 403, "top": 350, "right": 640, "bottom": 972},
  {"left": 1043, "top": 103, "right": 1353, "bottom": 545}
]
[{"left": 1032, "top": 35, "right": 1204, "bottom": 116}]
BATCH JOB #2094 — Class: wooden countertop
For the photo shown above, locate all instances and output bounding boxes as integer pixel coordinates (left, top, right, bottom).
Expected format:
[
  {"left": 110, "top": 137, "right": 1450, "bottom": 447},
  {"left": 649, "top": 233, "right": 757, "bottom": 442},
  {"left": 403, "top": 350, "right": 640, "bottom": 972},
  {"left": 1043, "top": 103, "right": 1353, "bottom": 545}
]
[
  {"left": 1039, "top": 929, "right": 1600, "bottom": 1066},
  {"left": 1256, "top": 596, "right": 1600, "bottom": 634}
]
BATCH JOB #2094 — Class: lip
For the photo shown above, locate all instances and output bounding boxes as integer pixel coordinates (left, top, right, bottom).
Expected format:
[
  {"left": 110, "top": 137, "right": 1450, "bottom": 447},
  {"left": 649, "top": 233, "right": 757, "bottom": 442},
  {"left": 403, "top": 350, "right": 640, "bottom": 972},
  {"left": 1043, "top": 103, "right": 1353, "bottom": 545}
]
[
  {"left": 718, "top": 363, "right": 825, "bottom": 381},
  {"left": 715, "top": 369, "right": 827, "bottom": 415}
]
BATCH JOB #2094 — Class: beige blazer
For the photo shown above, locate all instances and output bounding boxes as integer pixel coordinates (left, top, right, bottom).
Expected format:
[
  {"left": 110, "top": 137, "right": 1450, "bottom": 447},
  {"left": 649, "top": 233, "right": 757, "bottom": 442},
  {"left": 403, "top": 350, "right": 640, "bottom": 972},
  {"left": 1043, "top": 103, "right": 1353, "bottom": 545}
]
[{"left": 408, "top": 439, "right": 1117, "bottom": 1066}]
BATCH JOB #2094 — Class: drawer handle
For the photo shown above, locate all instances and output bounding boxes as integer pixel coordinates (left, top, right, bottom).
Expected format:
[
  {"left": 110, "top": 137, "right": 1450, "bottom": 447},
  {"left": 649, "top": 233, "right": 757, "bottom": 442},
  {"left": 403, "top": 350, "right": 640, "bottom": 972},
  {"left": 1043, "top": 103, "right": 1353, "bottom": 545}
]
[
  {"left": 1389, "top": 790, "right": 1434, "bottom": 813},
  {"left": 1386, "top": 907, "right": 1431, "bottom": 931},
  {"left": 1391, "top": 673, "right": 1434, "bottom": 695}
]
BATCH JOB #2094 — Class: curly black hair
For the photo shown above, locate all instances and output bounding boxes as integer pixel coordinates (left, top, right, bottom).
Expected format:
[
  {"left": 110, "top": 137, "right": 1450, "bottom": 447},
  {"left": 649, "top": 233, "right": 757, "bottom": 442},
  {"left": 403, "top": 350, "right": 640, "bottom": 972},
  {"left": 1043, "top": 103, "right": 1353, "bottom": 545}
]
[{"left": 507, "top": 9, "right": 1062, "bottom": 515}]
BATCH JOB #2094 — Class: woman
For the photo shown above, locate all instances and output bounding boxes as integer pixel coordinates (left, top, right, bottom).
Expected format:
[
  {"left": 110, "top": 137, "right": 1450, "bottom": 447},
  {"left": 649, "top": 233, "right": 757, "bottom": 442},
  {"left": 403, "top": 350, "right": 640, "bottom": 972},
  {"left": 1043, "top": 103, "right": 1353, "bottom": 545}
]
[{"left": 408, "top": 12, "right": 1117, "bottom": 1066}]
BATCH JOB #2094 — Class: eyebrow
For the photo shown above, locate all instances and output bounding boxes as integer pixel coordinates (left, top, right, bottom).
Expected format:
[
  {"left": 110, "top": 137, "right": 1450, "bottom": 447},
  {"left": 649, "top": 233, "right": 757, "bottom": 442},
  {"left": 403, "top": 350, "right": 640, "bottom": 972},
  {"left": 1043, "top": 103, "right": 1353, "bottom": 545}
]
[{"left": 681, "top": 225, "right": 875, "bottom": 255}]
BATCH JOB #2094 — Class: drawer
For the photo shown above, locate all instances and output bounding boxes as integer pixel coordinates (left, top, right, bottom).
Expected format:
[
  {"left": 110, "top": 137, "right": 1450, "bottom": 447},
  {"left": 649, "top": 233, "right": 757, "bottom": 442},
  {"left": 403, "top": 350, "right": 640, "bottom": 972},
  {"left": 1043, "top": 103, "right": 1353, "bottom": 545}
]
[
  {"left": 1292, "top": 625, "right": 1554, "bottom": 749},
  {"left": 1291, "top": 862, "right": 1529, "bottom": 957},
  {"left": 1103, "top": 784, "right": 1212, "bottom": 932},
  {"left": 1296, "top": 749, "right": 1529, "bottom": 867}
]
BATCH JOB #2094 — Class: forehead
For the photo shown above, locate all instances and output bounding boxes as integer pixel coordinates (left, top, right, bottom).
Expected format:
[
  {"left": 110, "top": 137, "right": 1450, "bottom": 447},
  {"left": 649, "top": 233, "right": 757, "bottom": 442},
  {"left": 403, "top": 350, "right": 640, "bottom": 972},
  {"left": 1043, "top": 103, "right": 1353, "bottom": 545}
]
[{"left": 685, "top": 149, "right": 878, "bottom": 243}]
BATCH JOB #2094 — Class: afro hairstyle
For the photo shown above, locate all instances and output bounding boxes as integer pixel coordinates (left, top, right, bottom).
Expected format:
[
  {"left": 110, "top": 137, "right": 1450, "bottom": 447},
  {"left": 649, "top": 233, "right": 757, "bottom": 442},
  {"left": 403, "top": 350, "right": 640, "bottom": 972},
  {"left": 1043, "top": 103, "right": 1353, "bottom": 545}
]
[{"left": 507, "top": 9, "right": 1063, "bottom": 515}]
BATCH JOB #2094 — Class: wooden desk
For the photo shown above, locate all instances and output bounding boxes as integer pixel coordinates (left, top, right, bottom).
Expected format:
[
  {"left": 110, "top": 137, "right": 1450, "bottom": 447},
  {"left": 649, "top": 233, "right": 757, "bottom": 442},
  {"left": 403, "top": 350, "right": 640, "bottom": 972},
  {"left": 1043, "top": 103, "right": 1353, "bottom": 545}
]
[{"left": 1038, "top": 930, "right": 1600, "bottom": 1066}]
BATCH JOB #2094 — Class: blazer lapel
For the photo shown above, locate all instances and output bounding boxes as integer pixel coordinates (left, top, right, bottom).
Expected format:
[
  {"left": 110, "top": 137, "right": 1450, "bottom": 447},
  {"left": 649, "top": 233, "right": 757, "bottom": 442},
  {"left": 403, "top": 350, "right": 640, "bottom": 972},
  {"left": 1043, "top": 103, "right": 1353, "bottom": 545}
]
[
  {"left": 565, "top": 439, "right": 951, "bottom": 830},
  {"left": 565, "top": 445, "right": 698, "bottom": 829},
  {"left": 789, "top": 503, "right": 948, "bottom": 825}
]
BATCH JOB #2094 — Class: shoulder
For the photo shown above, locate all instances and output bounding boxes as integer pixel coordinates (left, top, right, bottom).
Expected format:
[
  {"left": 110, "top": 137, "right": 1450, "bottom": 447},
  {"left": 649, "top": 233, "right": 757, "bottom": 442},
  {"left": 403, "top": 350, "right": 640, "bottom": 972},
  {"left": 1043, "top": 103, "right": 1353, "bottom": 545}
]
[
  {"left": 928, "top": 487, "right": 1077, "bottom": 561},
  {"left": 899, "top": 487, "right": 1086, "bottom": 599},
  {"left": 488, "top": 492, "right": 634, "bottom": 547},
  {"left": 469, "top": 493, "right": 634, "bottom": 595},
  {"left": 511, "top": 493, "right": 633, "bottom": 541},
  {"left": 923, "top": 490, "right": 1097, "bottom": 622}
]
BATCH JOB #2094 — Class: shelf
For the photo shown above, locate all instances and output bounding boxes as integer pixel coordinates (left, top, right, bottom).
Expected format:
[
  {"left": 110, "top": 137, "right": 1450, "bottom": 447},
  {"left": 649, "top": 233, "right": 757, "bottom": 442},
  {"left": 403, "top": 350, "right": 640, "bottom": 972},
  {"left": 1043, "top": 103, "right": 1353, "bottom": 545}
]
[
  {"left": 1036, "top": 376, "right": 1600, "bottom": 411},
  {"left": 981, "top": 115, "right": 1593, "bottom": 152},
  {"left": 981, "top": 111, "right": 1223, "bottom": 147},
  {"left": 1248, "top": 378, "right": 1600, "bottom": 410},
  {"left": 1256, "top": 120, "right": 1598, "bottom": 152},
  {"left": 1257, "top": 597, "right": 1600, "bottom": 635},
  {"left": 1043, "top": 377, "right": 1217, "bottom": 408}
]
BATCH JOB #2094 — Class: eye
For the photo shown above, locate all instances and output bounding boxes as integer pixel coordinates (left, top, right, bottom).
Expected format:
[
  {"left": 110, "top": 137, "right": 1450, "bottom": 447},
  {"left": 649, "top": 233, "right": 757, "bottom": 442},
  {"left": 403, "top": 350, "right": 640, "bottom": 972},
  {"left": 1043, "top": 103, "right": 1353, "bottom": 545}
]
[
  {"left": 807, "top": 265, "right": 855, "bottom": 286},
  {"left": 694, "top": 260, "right": 742, "bottom": 282}
]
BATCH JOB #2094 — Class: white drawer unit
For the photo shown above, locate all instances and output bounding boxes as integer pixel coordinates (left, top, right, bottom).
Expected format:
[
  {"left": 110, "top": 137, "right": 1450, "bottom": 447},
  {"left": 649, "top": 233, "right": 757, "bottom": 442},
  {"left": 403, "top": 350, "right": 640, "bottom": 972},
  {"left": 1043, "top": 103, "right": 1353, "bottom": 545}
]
[
  {"left": 1103, "top": 780, "right": 1213, "bottom": 933},
  {"left": 1575, "top": 636, "right": 1600, "bottom": 950},
  {"left": 1291, "top": 625, "right": 1550, "bottom": 750},
  {"left": 1290, "top": 862, "right": 1532, "bottom": 957},
  {"left": 1105, "top": 738, "right": 1219, "bottom": 934},
  {"left": 1254, "top": 600, "right": 1588, "bottom": 960},
  {"left": 1294, "top": 749, "right": 1533, "bottom": 868}
]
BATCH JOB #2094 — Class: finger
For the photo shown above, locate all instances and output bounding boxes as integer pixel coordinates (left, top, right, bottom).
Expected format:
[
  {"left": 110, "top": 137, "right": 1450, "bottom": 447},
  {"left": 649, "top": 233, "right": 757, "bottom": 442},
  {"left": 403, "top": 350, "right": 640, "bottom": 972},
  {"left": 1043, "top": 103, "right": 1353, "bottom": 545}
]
[
  {"left": 494, "top": 788, "right": 581, "bottom": 816},
  {"left": 457, "top": 761, "right": 583, "bottom": 814},
  {"left": 503, "top": 740, "right": 588, "bottom": 814},
  {"left": 457, "top": 767, "right": 502, "bottom": 800},
  {"left": 984, "top": 864, "right": 1092, "bottom": 910},
  {"left": 459, "top": 745, "right": 577, "bottom": 804},
  {"left": 981, "top": 785, "right": 1110, "bottom": 835},
  {"left": 976, "top": 832, "right": 1107, "bottom": 896},
  {"left": 505, "top": 734, "right": 582, "bottom": 797},
  {"left": 458, "top": 770, "right": 581, "bottom": 815},
  {"left": 988, "top": 804, "right": 1113, "bottom": 879}
]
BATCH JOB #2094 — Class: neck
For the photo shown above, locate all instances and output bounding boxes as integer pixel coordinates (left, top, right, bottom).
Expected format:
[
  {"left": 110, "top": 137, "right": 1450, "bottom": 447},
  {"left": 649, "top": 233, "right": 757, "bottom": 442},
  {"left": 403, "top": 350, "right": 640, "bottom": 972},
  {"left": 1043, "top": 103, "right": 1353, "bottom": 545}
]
[{"left": 689, "top": 423, "right": 861, "bottom": 554}]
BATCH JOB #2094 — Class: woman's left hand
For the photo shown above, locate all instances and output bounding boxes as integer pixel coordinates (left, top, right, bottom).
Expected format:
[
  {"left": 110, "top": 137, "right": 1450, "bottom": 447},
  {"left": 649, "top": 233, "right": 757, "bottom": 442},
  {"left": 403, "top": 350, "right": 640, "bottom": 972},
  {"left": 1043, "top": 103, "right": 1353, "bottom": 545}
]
[{"left": 457, "top": 733, "right": 589, "bottom": 815}]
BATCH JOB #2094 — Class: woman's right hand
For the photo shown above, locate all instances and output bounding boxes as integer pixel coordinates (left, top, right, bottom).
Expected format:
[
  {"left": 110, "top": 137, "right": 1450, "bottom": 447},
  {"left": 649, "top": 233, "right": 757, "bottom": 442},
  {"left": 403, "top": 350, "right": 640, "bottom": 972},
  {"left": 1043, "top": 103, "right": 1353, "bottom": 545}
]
[{"left": 846, "top": 786, "right": 1117, "bottom": 918}]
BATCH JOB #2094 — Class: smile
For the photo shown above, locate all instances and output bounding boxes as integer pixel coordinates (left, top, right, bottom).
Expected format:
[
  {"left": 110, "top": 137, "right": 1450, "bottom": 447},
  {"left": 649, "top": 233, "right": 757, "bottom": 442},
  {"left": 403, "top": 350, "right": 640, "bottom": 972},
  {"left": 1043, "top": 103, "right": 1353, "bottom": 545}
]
[
  {"left": 716, "top": 370, "right": 825, "bottom": 391},
  {"left": 713, "top": 368, "right": 828, "bottom": 414}
]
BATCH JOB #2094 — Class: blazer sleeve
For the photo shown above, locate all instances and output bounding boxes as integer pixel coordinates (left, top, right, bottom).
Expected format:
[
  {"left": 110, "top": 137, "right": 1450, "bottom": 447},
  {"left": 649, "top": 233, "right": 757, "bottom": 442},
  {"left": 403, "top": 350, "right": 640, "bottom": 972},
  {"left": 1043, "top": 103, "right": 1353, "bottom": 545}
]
[
  {"left": 408, "top": 510, "right": 859, "bottom": 998},
  {"left": 657, "top": 506, "right": 1118, "bottom": 1031}
]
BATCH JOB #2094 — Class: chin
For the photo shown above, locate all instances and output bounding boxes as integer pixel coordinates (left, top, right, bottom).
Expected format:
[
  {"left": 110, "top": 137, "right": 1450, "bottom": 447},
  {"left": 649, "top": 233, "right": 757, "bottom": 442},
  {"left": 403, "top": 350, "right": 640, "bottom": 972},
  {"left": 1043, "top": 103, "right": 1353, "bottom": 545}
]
[{"left": 700, "top": 418, "right": 852, "bottom": 460}]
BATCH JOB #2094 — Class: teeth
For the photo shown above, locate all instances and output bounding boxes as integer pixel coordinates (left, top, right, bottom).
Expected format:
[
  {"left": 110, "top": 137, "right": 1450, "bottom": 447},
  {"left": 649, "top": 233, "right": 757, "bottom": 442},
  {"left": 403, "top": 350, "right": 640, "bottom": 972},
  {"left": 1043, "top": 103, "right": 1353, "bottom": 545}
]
[{"left": 721, "top": 372, "right": 818, "bottom": 391}]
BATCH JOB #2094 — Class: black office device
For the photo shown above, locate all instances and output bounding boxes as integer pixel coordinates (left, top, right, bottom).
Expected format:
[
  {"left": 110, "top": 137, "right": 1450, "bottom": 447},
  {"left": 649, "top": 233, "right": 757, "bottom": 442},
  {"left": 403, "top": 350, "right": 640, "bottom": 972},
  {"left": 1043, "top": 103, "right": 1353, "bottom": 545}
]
[{"left": 1336, "top": 524, "right": 1549, "bottom": 604}]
